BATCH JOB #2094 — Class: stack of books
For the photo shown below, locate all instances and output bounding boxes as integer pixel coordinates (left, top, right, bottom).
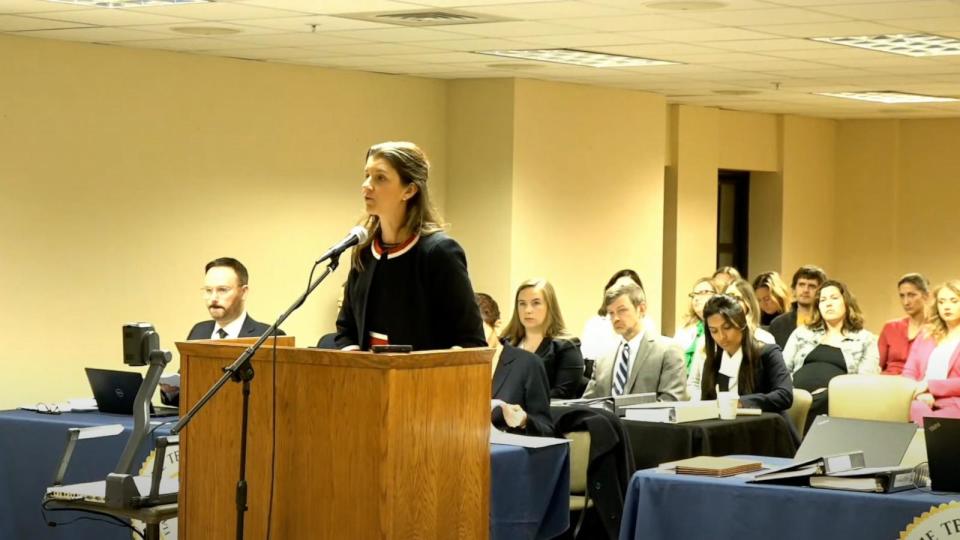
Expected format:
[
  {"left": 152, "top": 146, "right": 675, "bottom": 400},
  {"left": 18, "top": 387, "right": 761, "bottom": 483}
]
[{"left": 669, "top": 456, "right": 764, "bottom": 478}]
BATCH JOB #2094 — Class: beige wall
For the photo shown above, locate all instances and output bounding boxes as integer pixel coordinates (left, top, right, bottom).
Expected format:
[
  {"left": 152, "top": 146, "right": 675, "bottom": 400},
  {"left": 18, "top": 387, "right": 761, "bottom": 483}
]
[
  {"left": 0, "top": 34, "right": 447, "bottom": 409},
  {"left": 445, "top": 79, "right": 516, "bottom": 310},
  {"left": 834, "top": 118, "right": 960, "bottom": 331},
  {"left": 510, "top": 80, "right": 667, "bottom": 336}
]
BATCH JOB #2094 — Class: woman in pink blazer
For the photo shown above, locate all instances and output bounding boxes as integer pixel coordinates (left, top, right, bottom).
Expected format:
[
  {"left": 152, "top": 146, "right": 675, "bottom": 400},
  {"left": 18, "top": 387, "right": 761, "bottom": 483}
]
[{"left": 901, "top": 280, "right": 960, "bottom": 424}]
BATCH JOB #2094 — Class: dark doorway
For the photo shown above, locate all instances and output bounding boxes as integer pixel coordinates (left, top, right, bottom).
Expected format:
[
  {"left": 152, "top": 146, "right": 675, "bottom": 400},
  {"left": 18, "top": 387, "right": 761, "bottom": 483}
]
[{"left": 717, "top": 170, "right": 750, "bottom": 277}]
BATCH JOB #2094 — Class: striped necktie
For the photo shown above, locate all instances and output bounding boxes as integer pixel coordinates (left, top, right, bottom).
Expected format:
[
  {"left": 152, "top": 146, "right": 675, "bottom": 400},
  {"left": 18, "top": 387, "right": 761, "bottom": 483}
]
[{"left": 613, "top": 342, "right": 630, "bottom": 397}]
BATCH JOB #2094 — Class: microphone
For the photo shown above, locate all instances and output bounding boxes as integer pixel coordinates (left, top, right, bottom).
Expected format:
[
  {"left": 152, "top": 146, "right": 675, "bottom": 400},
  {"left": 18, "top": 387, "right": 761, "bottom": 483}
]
[{"left": 316, "top": 226, "right": 369, "bottom": 264}]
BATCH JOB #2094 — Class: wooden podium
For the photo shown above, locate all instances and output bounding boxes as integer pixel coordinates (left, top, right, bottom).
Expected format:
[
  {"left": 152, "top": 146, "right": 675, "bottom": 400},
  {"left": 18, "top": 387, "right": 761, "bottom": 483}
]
[{"left": 175, "top": 339, "right": 493, "bottom": 539}]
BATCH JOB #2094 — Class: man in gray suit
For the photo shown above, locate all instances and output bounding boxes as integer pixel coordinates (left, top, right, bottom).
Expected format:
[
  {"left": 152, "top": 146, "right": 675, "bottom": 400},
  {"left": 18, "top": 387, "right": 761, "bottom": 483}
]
[{"left": 583, "top": 281, "right": 687, "bottom": 401}]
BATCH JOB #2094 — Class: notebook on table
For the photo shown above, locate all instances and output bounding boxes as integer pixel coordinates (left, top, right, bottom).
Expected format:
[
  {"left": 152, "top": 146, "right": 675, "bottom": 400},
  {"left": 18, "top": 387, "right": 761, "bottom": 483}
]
[
  {"left": 666, "top": 456, "right": 763, "bottom": 477},
  {"left": 85, "top": 368, "right": 179, "bottom": 417}
]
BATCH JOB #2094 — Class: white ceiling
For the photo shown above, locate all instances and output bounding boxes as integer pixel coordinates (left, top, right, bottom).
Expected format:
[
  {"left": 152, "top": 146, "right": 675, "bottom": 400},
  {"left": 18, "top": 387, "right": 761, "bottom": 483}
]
[{"left": 5, "top": 0, "right": 960, "bottom": 118}]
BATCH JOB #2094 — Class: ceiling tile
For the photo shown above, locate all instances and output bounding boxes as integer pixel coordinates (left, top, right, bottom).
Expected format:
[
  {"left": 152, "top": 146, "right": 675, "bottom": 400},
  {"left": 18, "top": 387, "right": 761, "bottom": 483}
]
[
  {"left": 809, "top": 1, "right": 960, "bottom": 20},
  {"left": 458, "top": 1, "right": 633, "bottom": 19},
  {"left": 236, "top": 0, "right": 413, "bottom": 14},
  {"left": 436, "top": 20, "right": 588, "bottom": 38},
  {"left": 321, "top": 26, "right": 472, "bottom": 42},
  {"left": 0, "top": 13, "right": 89, "bottom": 30},
  {"left": 406, "top": 36, "right": 543, "bottom": 51},
  {"left": 0, "top": 0, "right": 95, "bottom": 13},
  {"left": 515, "top": 31, "right": 660, "bottom": 47},
  {"left": 549, "top": 14, "right": 711, "bottom": 32},
  {"left": 27, "top": 8, "right": 195, "bottom": 26},
  {"left": 16, "top": 25, "right": 169, "bottom": 41},
  {"left": 749, "top": 21, "right": 912, "bottom": 38},
  {"left": 132, "top": 2, "right": 310, "bottom": 21},
  {"left": 119, "top": 36, "right": 249, "bottom": 50},
  {"left": 236, "top": 14, "right": 396, "bottom": 33},
  {"left": 626, "top": 27, "right": 781, "bottom": 42},
  {"left": 673, "top": 7, "right": 849, "bottom": 26}
]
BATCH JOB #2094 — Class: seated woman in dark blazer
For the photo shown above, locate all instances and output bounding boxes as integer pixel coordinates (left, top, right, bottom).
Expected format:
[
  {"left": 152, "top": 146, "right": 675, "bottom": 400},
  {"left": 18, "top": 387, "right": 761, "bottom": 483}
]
[
  {"left": 500, "top": 278, "right": 585, "bottom": 399},
  {"left": 699, "top": 295, "right": 794, "bottom": 413},
  {"left": 477, "top": 293, "right": 555, "bottom": 436}
]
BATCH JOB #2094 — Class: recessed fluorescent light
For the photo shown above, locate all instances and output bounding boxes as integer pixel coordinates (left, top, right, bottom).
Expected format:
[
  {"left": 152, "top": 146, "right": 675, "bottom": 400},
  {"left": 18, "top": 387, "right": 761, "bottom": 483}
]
[
  {"left": 815, "top": 91, "right": 958, "bottom": 104},
  {"left": 475, "top": 48, "right": 676, "bottom": 68},
  {"left": 811, "top": 33, "right": 960, "bottom": 57},
  {"left": 48, "top": 0, "right": 208, "bottom": 6}
]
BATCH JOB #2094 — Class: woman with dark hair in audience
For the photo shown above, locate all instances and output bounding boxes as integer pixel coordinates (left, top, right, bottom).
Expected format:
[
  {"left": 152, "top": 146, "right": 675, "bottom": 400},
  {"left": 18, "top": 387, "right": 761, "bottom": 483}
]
[
  {"left": 673, "top": 277, "right": 719, "bottom": 376},
  {"left": 901, "top": 280, "right": 960, "bottom": 424},
  {"left": 724, "top": 278, "right": 777, "bottom": 345},
  {"left": 783, "top": 280, "right": 880, "bottom": 427},
  {"left": 580, "top": 269, "right": 659, "bottom": 362},
  {"left": 335, "top": 141, "right": 486, "bottom": 351},
  {"left": 476, "top": 293, "right": 555, "bottom": 436},
  {"left": 879, "top": 273, "right": 931, "bottom": 375},
  {"left": 712, "top": 266, "right": 742, "bottom": 293},
  {"left": 501, "top": 278, "right": 585, "bottom": 399},
  {"left": 697, "top": 295, "right": 793, "bottom": 412},
  {"left": 752, "top": 271, "right": 793, "bottom": 327}
]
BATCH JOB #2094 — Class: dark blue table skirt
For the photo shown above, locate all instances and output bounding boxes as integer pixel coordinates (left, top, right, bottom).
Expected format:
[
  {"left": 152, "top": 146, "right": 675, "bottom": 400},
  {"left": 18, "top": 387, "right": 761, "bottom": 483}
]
[
  {"left": 0, "top": 410, "right": 173, "bottom": 540},
  {"left": 1, "top": 411, "right": 569, "bottom": 540},
  {"left": 619, "top": 456, "right": 960, "bottom": 540},
  {"left": 491, "top": 443, "right": 570, "bottom": 540}
]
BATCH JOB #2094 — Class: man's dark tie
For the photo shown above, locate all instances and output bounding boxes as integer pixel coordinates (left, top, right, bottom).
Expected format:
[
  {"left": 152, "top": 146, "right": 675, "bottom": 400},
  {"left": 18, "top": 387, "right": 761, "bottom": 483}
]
[{"left": 217, "top": 328, "right": 228, "bottom": 339}]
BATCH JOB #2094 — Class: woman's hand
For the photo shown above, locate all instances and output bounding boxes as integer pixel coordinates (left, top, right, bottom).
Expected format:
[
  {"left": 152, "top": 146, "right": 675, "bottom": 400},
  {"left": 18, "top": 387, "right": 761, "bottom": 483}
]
[
  {"left": 914, "top": 380, "right": 928, "bottom": 398},
  {"left": 916, "top": 392, "right": 935, "bottom": 407},
  {"left": 500, "top": 403, "right": 528, "bottom": 429}
]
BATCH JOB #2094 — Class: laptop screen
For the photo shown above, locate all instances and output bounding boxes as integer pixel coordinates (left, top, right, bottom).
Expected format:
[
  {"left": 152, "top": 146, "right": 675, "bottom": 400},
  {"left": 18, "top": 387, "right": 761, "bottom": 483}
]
[{"left": 796, "top": 415, "right": 918, "bottom": 468}]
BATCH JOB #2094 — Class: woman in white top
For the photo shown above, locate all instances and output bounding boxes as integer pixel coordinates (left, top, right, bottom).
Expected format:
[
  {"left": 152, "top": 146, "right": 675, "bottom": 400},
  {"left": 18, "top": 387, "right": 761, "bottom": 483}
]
[
  {"left": 724, "top": 279, "right": 777, "bottom": 345},
  {"left": 673, "top": 277, "right": 719, "bottom": 379},
  {"left": 901, "top": 279, "right": 960, "bottom": 424}
]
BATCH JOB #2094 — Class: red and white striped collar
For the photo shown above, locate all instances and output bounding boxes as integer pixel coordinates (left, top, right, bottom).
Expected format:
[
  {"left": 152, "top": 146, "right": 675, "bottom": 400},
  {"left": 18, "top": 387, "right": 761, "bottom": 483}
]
[{"left": 371, "top": 233, "right": 420, "bottom": 260}]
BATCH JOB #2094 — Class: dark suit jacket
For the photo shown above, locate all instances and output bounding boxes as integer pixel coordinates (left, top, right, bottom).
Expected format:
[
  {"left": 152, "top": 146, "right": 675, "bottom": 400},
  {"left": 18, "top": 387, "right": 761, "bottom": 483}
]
[
  {"left": 491, "top": 344, "right": 555, "bottom": 437},
  {"left": 703, "top": 343, "right": 794, "bottom": 413},
  {"left": 533, "top": 337, "right": 585, "bottom": 399},
  {"left": 334, "top": 232, "right": 486, "bottom": 351},
  {"left": 186, "top": 314, "right": 281, "bottom": 340},
  {"left": 769, "top": 309, "right": 799, "bottom": 349},
  {"left": 162, "top": 315, "right": 284, "bottom": 405}
]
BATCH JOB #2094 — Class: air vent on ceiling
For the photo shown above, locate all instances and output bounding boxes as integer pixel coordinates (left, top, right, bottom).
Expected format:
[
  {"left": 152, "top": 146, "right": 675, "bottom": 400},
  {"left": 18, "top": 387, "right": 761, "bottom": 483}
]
[{"left": 333, "top": 9, "right": 509, "bottom": 27}]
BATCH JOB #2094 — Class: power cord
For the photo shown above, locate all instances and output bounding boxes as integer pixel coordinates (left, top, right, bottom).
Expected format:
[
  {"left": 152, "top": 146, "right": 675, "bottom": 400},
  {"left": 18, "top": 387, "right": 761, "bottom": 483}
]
[{"left": 41, "top": 498, "right": 145, "bottom": 539}]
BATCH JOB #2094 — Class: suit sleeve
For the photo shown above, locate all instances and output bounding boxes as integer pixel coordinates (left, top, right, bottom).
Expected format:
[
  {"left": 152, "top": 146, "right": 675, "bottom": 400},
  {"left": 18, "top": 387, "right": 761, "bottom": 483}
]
[
  {"left": 658, "top": 342, "right": 688, "bottom": 402},
  {"left": 520, "top": 358, "right": 555, "bottom": 436},
  {"left": 334, "top": 271, "right": 360, "bottom": 349},
  {"left": 425, "top": 236, "right": 486, "bottom": 348},
  {"left": 549, "top": 339, "right": 585, "bottom": 399},
  {"left": 740, "top": 345, "right": 794, "bottom": 413}
]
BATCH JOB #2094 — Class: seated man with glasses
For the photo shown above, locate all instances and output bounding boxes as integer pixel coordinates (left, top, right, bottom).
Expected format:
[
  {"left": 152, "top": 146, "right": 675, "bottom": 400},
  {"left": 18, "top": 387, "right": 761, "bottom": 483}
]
[{"left": 160, "top": 257, "right": 283, "bottom": 406}]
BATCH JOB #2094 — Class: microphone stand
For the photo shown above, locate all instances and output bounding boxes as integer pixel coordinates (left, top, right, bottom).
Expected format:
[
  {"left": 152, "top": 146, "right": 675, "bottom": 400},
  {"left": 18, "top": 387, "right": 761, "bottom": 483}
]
[{"left": 172, "top": 254, "right": 342, "bottom": 540}]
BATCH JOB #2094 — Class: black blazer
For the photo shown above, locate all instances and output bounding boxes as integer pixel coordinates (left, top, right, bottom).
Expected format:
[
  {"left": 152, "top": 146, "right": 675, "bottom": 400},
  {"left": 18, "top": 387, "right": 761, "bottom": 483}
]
[
  {"left": 491, "top": 344, "right": 555, "bottom": 437},
  {"left": 533, "top": 337, "right": 585, "bottom": 399},
  {"left": 162, "top": 315, "right": 284, "bottom": 405},
  {"left": 334, "top": 232, "right": 486, "bottom": 351},
  {"left": 769, "top": 310, "right": 799, "bottom": 349},
  {"left": 704, "top": 343, "right": 794, "bottom": 413}
]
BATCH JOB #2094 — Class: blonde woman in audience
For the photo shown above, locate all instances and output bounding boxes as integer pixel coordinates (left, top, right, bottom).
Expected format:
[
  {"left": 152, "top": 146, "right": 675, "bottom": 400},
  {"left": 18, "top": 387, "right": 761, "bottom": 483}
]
[
  {"left": 712, "top": 266, "right": 741, "bottom": 292},
  {"left": 724, "top": 279, "right": 777, "bottom": 345},
  {"left": 673, "top": 277, "right": 719, "bottom": 376},
  {"left": 752, "top": 271, "right": 793, "bottom": 327},
  {"left": 580, "top": 269, "right": 659, "bottom": 361},
  {"left": 783, "top": 280, "right": 880, "bottom": 429},
  {"left": 879, "top": 273, "right": 930, "bottom": 375},
  {"left": 901, "top": 280, "right": 960, "bottom": 424},
  {"left": 502, "top": 278, "right": 585, "bottom": 399}
]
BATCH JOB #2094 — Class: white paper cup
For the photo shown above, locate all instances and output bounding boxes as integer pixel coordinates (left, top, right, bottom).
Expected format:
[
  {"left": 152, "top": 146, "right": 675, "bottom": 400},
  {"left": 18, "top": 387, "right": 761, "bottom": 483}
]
[{"left": 718, "top": 392, "right": 738, "bottom": 420}]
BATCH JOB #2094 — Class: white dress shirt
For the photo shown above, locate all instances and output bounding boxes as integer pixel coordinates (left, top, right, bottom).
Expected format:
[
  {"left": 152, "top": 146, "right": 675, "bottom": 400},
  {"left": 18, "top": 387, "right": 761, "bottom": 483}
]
[{"left": 213, "top": 311, "right": 248, "bottom": 339}]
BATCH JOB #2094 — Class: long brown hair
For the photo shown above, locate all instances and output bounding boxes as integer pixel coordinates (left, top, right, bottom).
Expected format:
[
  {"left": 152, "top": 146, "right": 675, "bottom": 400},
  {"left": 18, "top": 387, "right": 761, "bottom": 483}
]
[
  {"left": 501, "top": 278, "right": 572, "bottom": 345},
  {"left": 752, "top": 271, "right": 793, "bottom": 314},
  {"left": 351, "top": 141, "right": 445, "bottom": 269},
  {"left": 682, "top": 277, "right": 718, "bottom": 328},
  {"left": 926, "top": 280, "right": 960, "bottom": 342},
  {"left": 700, "top": 295, "right": 761, "bottom": 399},
  {"left": 806, "top": 279, "right": 865, "bottom": 333}
]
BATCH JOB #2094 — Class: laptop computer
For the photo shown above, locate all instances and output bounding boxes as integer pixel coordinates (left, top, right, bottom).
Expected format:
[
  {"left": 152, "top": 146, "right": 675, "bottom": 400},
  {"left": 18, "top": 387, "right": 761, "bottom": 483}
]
[
  {"left": 85, "top": 368, "right": 179, "bottom": 417},
  {"left": 923, "top": 416, "right": 960, "bottom": 492},
  {"left": 795, "top": 415, "right": 918, "bottom": 468}
]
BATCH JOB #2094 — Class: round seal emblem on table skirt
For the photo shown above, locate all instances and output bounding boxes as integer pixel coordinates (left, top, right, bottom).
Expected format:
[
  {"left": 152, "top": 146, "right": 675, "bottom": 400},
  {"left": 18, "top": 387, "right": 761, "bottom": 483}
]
[{"left": 901, "top": 502, "right": 960, "bottom": 540}]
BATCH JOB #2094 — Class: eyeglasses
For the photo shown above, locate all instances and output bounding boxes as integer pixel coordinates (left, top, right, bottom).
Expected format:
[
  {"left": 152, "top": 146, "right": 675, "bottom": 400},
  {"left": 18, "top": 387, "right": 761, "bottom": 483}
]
[
  {"left": 201, "top": 286, "right": 235, "bottom": 298},
  {"left": 36, "top": 403, "right": 62, "bottom": 415}
]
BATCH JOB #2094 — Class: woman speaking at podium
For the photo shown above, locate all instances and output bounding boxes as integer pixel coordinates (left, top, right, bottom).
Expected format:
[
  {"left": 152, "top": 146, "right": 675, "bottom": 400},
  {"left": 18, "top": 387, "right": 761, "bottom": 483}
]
[{"left": 334, "top": 141, "right": 486, "bottom": 351}]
